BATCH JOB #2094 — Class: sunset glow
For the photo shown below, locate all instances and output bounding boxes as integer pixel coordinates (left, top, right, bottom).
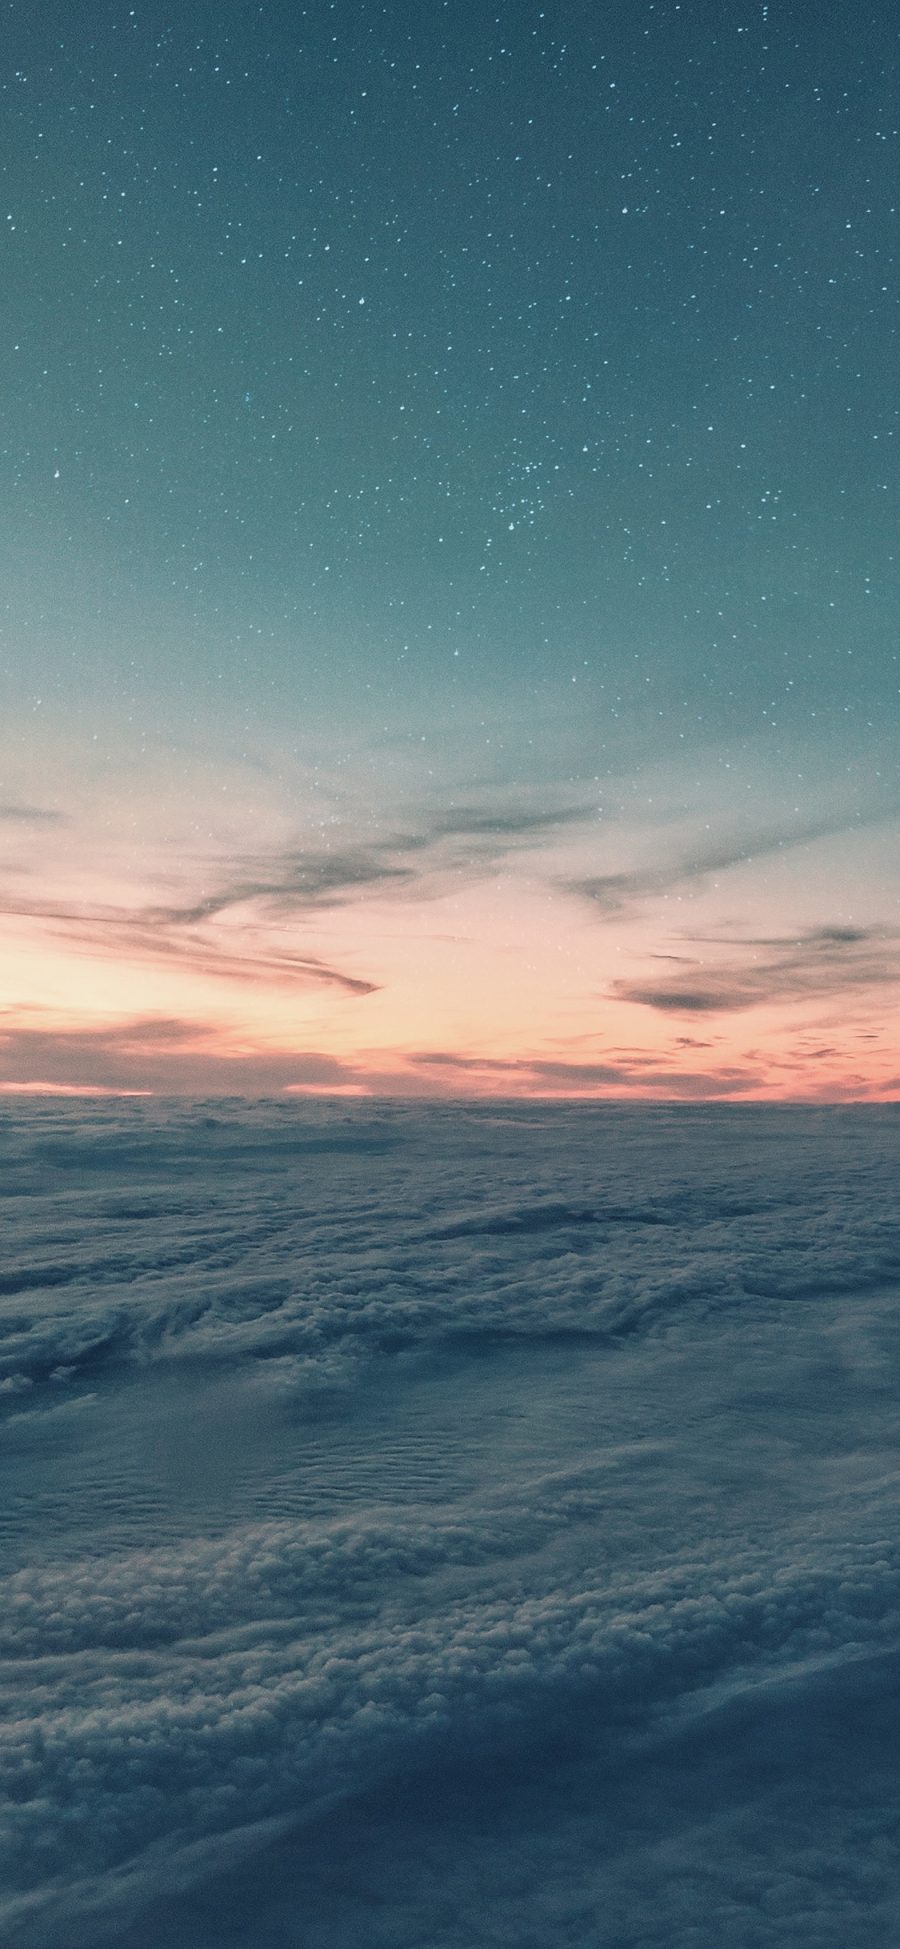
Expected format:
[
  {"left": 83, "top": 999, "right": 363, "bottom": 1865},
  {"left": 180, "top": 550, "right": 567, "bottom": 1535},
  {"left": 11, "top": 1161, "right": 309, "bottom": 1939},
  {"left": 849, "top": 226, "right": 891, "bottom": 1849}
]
[{"left": 1, "top": 2, "right": 896, "bottom": 1098}]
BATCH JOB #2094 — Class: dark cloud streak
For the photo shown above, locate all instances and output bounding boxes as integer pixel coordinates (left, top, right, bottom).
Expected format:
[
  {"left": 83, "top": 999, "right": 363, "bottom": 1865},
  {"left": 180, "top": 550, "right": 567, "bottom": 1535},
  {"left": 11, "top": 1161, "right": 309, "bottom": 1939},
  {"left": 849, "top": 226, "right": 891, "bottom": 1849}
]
[
  {"left": 565, "top": 810, "right": 899, "bottom": 917},
  {"left": 157, "top": 798, "right": 598, "bottom": 927},
  {"left": 615, "top": 924, "right": 900, "bottom": 1015},
  {"left": 0, "top": 901, "right": 377, "bottom": 995},
  {"left": 408, "top": 1050, "right": 761, "bottom": 1096},
  {"left": 0, "top": 1019, "right": 358, "bottom": 1094},
  {"left": 0, "top": 802, "right": 65, "bottom": 825},
  {"left": 0, "top": 792, "right": 596, "bottom": 1004}
]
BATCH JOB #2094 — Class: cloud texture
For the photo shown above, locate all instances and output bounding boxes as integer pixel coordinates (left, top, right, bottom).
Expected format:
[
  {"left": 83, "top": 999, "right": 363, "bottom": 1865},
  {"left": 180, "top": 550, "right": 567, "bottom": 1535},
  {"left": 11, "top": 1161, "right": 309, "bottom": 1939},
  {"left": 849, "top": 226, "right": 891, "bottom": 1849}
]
[{"left": 2, "top": 1101, "right": 899, "bottom": 1945}]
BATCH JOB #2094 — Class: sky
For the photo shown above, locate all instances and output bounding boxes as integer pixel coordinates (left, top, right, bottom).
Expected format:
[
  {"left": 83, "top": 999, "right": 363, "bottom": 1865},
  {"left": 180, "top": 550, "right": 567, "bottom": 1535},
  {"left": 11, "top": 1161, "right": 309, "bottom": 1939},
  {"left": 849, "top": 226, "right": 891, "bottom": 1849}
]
[{"left": 0, "top": 0, "right": 897, "bottom": 1098}]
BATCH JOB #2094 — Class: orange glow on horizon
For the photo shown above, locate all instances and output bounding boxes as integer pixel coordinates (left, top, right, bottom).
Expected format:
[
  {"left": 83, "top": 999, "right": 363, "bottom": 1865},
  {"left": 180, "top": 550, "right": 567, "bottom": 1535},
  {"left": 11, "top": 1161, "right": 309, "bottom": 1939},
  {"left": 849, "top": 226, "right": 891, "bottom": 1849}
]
[{"left": 2, "top": 807, "right": 897, "bottom": 1102}]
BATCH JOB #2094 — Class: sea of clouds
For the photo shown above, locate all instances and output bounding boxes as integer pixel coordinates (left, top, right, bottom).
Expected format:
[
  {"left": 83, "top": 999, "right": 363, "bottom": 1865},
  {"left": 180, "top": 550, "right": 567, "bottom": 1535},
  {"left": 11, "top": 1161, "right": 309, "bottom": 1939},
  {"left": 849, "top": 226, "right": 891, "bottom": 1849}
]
[{"left": 2, "top": 1097, "right": 899, "bottom": 1946}]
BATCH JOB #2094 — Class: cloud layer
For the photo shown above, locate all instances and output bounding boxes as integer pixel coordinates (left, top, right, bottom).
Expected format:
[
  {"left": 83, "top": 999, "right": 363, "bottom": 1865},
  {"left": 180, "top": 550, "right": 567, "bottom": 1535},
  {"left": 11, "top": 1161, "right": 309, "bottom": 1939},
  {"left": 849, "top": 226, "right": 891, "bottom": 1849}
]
[
  {"left": 2, "top": 1101, "right": 900, "bottom": 1944},
  {"left": 613, "top": 924, "right": 900, "bottom": 1014}
]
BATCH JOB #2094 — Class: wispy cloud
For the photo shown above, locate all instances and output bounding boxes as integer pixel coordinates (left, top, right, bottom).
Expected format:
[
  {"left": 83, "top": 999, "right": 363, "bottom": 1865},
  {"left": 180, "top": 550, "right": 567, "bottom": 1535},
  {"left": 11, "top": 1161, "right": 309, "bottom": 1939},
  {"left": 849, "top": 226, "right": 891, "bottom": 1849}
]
[
  {"left": 153, "top": 797, "right": 598, "bottom": 926},
  {"left": 412, "top": 1051, "right": 630, "bottom": 1085},
  {"left": 407, "top": 1050, "right": 762, "bottom": 1096},
  {"left": 564, "top": 811, "right": 896, "bottom": 917},
  {"left": 155, "top": 846, "right": 422, "bottom": 925},
  {"left": 430, "top": 802, "right": 595, "bottom": 845},
  {"left": 614, "top": 924, "right": 900, "bottom": 1015},
  {"left": 0, "top": 801, "right": 66, "bottom": 824},
  {"left": 0, "top": 791, "right": 596, "bottom": 1000},
  {"left": 0, "top": 897, "right": 377, "bottom": 994}
]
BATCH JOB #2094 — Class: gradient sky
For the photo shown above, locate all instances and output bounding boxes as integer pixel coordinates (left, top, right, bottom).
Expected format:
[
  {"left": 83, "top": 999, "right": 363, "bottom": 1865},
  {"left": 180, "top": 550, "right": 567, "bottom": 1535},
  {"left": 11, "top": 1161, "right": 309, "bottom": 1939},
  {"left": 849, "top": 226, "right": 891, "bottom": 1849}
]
[{"left": 1, "top": 0, "right": 897, "bottom": 1097}]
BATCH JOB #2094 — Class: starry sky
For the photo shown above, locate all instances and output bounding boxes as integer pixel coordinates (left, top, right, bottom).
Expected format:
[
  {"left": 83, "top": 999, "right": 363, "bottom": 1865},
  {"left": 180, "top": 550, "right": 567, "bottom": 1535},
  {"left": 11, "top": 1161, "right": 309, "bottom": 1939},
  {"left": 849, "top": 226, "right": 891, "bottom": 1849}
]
[{"left": 1, "top": 0, "right": 897, "bottom": 1098}]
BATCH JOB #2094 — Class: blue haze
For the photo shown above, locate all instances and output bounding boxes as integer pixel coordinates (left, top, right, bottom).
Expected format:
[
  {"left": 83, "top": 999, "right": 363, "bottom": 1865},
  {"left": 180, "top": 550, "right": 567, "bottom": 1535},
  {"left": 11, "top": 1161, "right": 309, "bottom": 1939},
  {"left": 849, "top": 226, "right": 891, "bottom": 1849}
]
[{"left": 2, "top": 1100, "right": 900, "bottom": 1944}]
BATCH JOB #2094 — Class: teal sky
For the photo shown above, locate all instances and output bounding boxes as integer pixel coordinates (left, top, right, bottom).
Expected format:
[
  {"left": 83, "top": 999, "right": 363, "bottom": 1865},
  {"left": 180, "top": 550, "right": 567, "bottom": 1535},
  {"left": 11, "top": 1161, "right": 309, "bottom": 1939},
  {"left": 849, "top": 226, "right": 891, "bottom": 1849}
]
[{"left": 1, "top": 0, "right": 897, "bottom": 1096}]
